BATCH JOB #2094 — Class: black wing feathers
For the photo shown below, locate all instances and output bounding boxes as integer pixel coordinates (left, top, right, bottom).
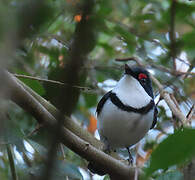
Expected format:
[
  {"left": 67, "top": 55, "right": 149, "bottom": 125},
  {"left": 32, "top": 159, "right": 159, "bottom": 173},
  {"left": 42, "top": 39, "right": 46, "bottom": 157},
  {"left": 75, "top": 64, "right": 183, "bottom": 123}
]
[
  {"left": 150, "top": 106, "right": 158, "bottom": 129},
  {"left": 96, "top": 91, "right": 111, "bottom": 115}
]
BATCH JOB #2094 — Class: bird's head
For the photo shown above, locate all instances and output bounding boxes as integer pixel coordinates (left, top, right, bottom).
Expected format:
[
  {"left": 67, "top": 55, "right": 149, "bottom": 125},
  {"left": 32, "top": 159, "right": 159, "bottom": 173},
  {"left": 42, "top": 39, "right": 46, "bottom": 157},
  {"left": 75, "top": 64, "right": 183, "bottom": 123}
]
[{"left": 124, "top": 64, "right": 154, "bottom": 98}]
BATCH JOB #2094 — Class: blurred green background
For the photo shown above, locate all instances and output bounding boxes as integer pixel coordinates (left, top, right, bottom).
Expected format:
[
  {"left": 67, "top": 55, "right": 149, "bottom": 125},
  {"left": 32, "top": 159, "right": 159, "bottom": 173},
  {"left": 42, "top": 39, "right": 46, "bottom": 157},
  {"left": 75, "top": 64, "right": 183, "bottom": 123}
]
[{"left": 0, "top": 0, "right": 194, "bottom": 179}]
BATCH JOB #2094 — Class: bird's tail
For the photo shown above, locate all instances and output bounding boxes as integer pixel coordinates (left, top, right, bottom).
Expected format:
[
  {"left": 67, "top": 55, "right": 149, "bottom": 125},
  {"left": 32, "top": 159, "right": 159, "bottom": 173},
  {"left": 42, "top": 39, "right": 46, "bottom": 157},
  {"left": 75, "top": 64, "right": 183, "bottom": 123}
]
[{"left": 88, "top": 161, "right": 107, "bottom": 176}]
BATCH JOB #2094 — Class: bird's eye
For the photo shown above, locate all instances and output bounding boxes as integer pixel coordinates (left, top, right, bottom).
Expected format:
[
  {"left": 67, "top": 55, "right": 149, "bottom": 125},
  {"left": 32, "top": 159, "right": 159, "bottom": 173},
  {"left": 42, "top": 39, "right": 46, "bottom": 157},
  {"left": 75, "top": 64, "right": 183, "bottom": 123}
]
[
  {"left": 141, "top": 78, "right": 146, "bottom": 83},
  {"left": 138, "top": 73, "right": 147, "bottom": 83}
]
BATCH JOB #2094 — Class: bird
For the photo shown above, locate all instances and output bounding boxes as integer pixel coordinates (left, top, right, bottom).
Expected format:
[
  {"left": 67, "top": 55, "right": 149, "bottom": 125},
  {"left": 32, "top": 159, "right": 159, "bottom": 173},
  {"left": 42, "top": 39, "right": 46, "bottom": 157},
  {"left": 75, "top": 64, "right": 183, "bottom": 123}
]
[{"left": 96, "top": 64, "right": 158, "bottom": 164}]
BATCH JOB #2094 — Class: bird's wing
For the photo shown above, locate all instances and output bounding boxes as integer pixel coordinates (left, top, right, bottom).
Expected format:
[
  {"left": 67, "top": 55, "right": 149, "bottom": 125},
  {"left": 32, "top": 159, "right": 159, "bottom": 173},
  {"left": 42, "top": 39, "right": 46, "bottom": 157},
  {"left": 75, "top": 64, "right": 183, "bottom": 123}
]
[
  {"left": 96, "top": 91, "right": 111, "bottom": 115},
  {"left": 150, "top": 106, "right": 158, "bottom": 129}
]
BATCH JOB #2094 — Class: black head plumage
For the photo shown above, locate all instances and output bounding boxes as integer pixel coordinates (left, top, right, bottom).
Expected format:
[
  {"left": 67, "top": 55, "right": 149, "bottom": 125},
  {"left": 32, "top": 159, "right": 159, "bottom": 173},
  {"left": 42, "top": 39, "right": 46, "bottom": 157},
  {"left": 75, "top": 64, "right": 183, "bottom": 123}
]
[{"left": 125, "top": 64, "right": 154, "bottom": 98}]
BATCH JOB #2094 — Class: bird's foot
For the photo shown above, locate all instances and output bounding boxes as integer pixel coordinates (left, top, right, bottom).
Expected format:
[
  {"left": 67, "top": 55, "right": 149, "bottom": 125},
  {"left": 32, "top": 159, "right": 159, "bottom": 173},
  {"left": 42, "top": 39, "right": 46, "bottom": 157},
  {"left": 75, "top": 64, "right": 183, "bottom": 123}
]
[
  {"left": 103, "top": 144, "right": 112, "bottom": 154},
  {"left": 101, "top": 136, "right": 112, "bottom": 153},
  {"left": 128, "top": 156, "right": 133, "bottom": 165}
]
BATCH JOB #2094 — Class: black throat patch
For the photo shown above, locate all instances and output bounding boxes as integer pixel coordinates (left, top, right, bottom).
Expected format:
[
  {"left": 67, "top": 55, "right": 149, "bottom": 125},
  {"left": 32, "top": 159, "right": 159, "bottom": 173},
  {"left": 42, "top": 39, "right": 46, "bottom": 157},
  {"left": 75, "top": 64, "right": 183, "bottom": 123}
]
[{"left": 109, "top": 92, "right": 154, "bottom": 114}]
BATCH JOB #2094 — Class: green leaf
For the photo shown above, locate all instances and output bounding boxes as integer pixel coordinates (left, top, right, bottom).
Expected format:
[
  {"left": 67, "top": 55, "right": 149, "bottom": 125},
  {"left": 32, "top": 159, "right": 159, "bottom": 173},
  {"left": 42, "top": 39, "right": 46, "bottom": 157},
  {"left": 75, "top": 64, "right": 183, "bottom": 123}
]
[
  {"left": 15, "top": 71, "right": 45, "bottom": 96},
  {"left": 17, "top": 0, "right": 54, "bottom": 39},
  {"left": 103, "top": 175, "right": 110, "bottom": 180},
  {"left": 146, "top": 128, "right": 195, "bottom": 175},
  {"left": 156, "top": 170, "right": 183, "bottom": 180},
  {"left": 181, "top": 31, "right": 195, "bottom": 51},
  {"left": 21, "top": 78, "right": 45, "bottom": 96},
  {"left": 83, "top": 93, "right": 97, "bottom": 108},
  {"left": 114, "top": 25, "right": 136, "bottom": 53},
  {"left": 27, "top": 140, "right": 47, "bottom": 157},
  {"left": 175, "top": 2, "right": 195, "bottom": 19},
  {"left": 97, "top": 0, "right": 112, "bottom": 16},
  {"left": 98, "top": 42, "right": 115, "bottom": 56},
  {"left": 1, "top": 111, "right": 24, "bottom": 152}
]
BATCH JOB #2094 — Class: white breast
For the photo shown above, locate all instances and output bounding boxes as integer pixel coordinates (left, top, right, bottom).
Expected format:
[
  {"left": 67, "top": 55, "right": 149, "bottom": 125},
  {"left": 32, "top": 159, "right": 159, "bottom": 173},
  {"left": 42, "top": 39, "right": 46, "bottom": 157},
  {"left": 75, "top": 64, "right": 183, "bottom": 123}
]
[
  {"left": 113, "top": 75, "right": 151, "bottom": 108},
  {"left": 97, "top": 75, "right": 154, "bottom": 148},
  {"left": 98, "top": 99, "right": 154, "bottom": 148}
]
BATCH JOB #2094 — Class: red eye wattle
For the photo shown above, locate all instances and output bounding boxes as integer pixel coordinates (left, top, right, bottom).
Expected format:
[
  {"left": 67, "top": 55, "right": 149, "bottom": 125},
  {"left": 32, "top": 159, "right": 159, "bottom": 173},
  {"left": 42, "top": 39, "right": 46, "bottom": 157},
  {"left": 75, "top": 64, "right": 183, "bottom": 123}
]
[{"left": 138, "top": 73, "right": 147, "bottom": 80}]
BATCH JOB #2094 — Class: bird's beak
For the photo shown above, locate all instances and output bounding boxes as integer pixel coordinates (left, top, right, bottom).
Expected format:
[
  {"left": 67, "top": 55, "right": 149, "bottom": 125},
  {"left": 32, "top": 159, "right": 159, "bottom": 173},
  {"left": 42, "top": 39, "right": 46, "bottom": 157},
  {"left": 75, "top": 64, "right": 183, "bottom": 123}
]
[{"left": 124, "top": 64, "right": 133, "bottom": 76}]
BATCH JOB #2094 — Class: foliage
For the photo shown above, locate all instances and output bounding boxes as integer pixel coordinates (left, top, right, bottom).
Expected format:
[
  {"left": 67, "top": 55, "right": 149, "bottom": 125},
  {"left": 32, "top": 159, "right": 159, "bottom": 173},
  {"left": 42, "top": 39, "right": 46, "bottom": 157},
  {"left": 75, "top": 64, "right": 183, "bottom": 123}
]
[{"left": 0, "top": 0, "right": 194, "bottom": 179}]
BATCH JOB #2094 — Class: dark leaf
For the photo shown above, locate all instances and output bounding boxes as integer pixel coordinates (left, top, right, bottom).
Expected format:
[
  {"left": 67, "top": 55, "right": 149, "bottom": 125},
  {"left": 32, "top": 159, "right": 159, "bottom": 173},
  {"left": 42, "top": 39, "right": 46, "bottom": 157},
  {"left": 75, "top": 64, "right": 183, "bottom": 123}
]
[
  {"left": 156, "top": 170, "right": 183, "bottom": 180},
  {"left": 83, "top": 93, "right": 97, "bottom": 108},
  {"left": 146, "top": 128, "right": 195, "bottom": 175}
]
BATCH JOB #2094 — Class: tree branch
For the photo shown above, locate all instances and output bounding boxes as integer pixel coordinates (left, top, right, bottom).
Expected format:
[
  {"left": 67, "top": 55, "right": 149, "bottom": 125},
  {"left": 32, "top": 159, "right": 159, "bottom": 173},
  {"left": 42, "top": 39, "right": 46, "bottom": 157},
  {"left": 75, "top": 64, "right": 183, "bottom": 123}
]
[
  {"left": 0, "top": 69, "right": 134, "bottom": 179},
  {"left": 15, "top": 75, "right": 103, "bottom": 150},
  {"left": 151, "top": 76, "right": 187, "bottom": 124}
]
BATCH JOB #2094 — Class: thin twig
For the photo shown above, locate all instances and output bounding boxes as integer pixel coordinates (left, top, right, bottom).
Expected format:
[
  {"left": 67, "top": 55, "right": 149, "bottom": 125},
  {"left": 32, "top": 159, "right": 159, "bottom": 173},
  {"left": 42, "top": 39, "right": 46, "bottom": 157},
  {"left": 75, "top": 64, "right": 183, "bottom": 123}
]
[
  {"left": 151, "top": 77, "right": 186, "bottom": 124},
  {"left": 0, "top": 142, "right": 10, "bottom": 145},
  {"left": 177, "top": 57, "right": 192, "bottom": 67},
  {"left": 107, "top": 18, "right": 168, "bottom": 51},
  {"left": 183, "top": 63, "right": 195, "bottom": 79},
  {"left": 115, "top": 57, "right": 187, "bottom": 124},
  {"left": 13, "top": 74, "right": 64, "bottom": 85},
  {"left": 13, "top": 73, "right": 93, "bottom": 92},
  {"left": 60, "top": 144, "right": 66, "bottom": 161},
  {"left": 26, "top": 123, "right": 44, "bottom": 137},
  {"left": 150, "top": 62, "right": 195, "bottom": 77},
  {"left": 170, "top": 94, "right": 181, "bottom": 112},
  {"left": 186, "top": 104, "right": 195, "bottom": 125},
  {"left": 6, "top": 144, "right": 18, "bottom": 180},
  {"left": 116, "top": 57, "right": 195, "bottom": 77},
  {"left": 39, "top": 33, "right": 70, "bottom": 50}
]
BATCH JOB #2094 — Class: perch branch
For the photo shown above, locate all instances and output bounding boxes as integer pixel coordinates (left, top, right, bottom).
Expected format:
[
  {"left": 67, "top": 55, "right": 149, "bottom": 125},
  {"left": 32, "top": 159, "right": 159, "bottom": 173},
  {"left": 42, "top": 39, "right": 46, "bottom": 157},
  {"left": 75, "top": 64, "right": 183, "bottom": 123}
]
[{"left": 0, "top": 69, "right": 134, "bottom": 179}]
